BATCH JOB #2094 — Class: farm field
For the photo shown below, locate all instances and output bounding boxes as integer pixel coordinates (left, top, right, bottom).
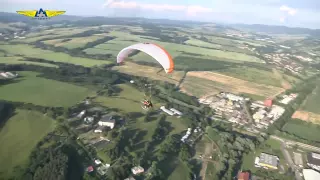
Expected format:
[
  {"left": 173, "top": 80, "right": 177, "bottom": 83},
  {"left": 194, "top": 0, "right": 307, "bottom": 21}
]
[
  {"left": 0, "top": 56, "right": 58, "bottom": 67},
  {"left": 292, "top": 111, "right": 320, "bottom": 124},
  {"left": 282, "top": 119, "right": 320, "bottom": 142},
  {"left": 300, "top": 83, "right": 320, "bottom": 114},
  {"left": 180, "top": 71, "right": 284, "bottom": 98},
  {"left": 216, "top": 67, "right": 284, "bottom": 87},
  {"left": 0, "top": 71, "right": 93, "bottom": 107},
  {"left": 12, "top": 27, "right": 96, "bottom": 43},
  {"left": 85, "top": 31, "right": 263, "bottom": 63},
  {"left": 112, "top": 62, "right": 185, "bottom": 85},
  {"left": 42, "top": 33, "right": 108, "bottom": 49},
  {"left": 0, "top": 44, "right": 110, "bottom": 67},
  {"left": 0, "top": 109, "right": 55, "bottom": 179}
]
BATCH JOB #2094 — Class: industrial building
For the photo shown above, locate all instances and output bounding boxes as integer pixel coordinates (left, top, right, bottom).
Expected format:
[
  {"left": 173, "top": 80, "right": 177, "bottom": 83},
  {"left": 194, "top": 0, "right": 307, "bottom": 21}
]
[
  {"left": 307, "top": 152, "right": 320, "bottom": 171},
  {"left": 280, "top": 93, "right": 298, "bottom": 104},
  {"left": 303, "top": 169, "right": 320, "bottom": 180},
  {"left": 254, "top": 153, "right": 279, "bottom": 170},
  {"left": 160, "top": 106, "right": 174, "bottom": 116}
]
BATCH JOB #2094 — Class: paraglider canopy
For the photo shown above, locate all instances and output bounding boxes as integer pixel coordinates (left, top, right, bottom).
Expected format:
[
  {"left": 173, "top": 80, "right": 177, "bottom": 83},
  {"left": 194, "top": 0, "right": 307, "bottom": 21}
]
[{"left": 117, "top": 43, "right": 174, "bottom": 73}]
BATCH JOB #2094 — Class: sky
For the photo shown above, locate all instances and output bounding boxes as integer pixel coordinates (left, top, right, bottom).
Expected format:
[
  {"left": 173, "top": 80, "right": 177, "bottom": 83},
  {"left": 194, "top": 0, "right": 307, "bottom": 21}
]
[{"left": 1, "top": 0, "right": 320, "bottom": 29}]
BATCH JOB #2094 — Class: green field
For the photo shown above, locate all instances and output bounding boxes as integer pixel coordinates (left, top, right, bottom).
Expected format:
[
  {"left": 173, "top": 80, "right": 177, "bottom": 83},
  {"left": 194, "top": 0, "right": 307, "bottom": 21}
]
[
  {"left": 185, "top": 38, "right": 222, "bottom": 49},
  {"left": 282, "top": 119, "right": 320, "bottom": 142},
  {"left": 167, "top": 161, "right": 190, "bottom": 180},
  {"left": 0, "top": 56, "right": 58, "bottom": 67},
  {"left": 215, "top": 67, "right": 283, "bottom": 87},
  {"left": 0, "top": 44, "right": 110, "bottom": 67},
  {"left": 43, "top": 34, "right": 108, "bottom": 49},
  {"left": 0, "top": 109, "right": 55, "bottom": 178},
  {"left": 94, "top": 83, "right": 187, "bottom": 148},
  {"left": 301, "top": 82, "right": 320, "bottom": 113},
  {"left": 0, "top": 71, "right": 93, "bottom": 107},
  {"left": 84, "top": 31, "right": 263, "bottom": 63}
]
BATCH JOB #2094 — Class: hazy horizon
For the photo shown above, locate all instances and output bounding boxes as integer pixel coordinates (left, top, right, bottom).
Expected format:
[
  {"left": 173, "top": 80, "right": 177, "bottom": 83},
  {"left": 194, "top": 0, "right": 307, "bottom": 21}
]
[{"left": 1, "top": 0, "right": 320, "bottom": 29}]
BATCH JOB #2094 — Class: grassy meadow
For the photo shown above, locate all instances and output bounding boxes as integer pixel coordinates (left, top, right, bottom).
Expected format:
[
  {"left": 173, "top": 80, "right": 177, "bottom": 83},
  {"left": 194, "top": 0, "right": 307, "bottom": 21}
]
[
  {"left": 300, "top": 83, "right": 320, "bottom": 114},
  {"left": 0, "top": 44, "right": 110, "bottom": 67},
  {"left": 0, "top": 109, "right": 55, "bottom": 179},
  {"left": 0, "top": 71, "right": 93, "bottom": 107},
  {"left": 282, "top": 119, "right": 320, "bottom": 142},
  {"left": 0, "top": 56, "right": 58, "bottom": 67}
]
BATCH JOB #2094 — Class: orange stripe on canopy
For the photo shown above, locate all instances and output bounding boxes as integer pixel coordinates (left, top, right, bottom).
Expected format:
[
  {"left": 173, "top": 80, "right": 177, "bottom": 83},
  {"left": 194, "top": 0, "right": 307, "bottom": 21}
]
[{"left": 152, "top": 43, "right": 174, "bottom": 73}]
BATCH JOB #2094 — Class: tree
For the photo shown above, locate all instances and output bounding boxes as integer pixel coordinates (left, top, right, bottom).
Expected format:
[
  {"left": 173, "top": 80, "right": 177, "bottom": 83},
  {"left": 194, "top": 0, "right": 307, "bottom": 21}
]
[{"left": 179, "top": 144, "right": 191, "bottom": 162}]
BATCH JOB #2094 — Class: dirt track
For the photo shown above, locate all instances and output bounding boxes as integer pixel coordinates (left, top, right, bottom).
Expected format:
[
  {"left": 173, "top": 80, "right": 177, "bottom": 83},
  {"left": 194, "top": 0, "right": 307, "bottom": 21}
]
[{"left": 184, "top": 71, "right": 284, "bottom": 98}]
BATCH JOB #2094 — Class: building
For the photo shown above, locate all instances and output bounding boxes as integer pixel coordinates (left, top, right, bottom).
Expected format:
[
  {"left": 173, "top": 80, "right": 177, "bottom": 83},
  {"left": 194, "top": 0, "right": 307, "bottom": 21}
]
[
  {"left": 255, "top": 153, "right": 279, "bottom": 169},
  {"left": 264, "top": 99, "right": 273, "bottom": 107},
  {"left": 303, "top": 169, "right": 320, "bottom": 180},
  {"left": 160, "top": 106, "right": 174, "bottom": 116},
  {"left": 86, "top": 166, "right": 94, "bottom": 173},
  {"left": 98, "top": 115, "right": 115, "bottom": 129},
  {"left": 169, "top": 108, "right": 183, "bottom": 116},
  {"left": 131, "top": 166, "right": 144, "bottom": 175},
  {"left": 307, "top": 152, "right": 320, "bottom": 171},
  {"left": 94, "top": 126, "right": 105, "bottom": 133},
  {"left": 94, "top": 159, "right": 102, "bottom": 165},
  {"left": 238, "top": 171, "right": 250, "bottom": 180},
  {"left": 97, "top": 164, "right": 110, "bottom": 175},
  {"left": 84, "top": 116, "right": 94, "bottom": 124},
  {"left": 77, "top": 110, "right": 86, "bottom": 118}
]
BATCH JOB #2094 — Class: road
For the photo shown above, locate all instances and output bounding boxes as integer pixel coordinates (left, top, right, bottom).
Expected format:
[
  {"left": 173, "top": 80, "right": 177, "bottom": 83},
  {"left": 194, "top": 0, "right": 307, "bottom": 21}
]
[
  {"left": 271, "top": 135, "right": 320, "bottom": 180},
  {"left": 280, "top": 141, "right": 302, "bottom": 180},
  {"left": 271, "top": 135, "right": 320, "bottom": 152}
]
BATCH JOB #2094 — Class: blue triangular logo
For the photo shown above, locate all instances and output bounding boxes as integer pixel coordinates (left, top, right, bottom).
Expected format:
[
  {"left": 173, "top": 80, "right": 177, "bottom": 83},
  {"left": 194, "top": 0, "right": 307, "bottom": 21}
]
[{"left": 35, "top": 8, "right": 47, "bottom": 17}]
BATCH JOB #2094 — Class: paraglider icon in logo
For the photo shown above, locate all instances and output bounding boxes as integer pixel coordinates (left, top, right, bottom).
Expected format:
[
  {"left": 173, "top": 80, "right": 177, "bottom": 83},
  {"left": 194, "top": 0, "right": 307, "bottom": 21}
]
[{"left": 116, "top": 43, "right": 174, "bottom": 110}]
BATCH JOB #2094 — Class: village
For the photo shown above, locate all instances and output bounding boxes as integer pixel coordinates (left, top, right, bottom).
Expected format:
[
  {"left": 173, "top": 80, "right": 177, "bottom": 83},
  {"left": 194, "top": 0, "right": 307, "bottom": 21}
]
[{"left": 198, "top": 92, "right": 298, "bottom": 132}]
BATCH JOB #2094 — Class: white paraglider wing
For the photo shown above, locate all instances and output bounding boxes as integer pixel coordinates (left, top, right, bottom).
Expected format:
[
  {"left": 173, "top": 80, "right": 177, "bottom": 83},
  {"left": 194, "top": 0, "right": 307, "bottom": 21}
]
[{"left": 117, "top": 43, "right": 174, "bottom": 73}]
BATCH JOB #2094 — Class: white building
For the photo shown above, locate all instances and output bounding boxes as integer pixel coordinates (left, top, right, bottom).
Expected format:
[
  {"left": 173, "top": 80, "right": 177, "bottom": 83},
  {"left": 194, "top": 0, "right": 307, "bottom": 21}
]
[
  {"left": 95, "top": 159, "right": 102, "bottom": 165},
  {"left": 303, "top": 169, "right": 320, "bottom": 180},
  {"left": 98, "top": 115, "right": 115, "bottom": 129},
  {"left": 170, "top": 108, "right": 183, "bottom": 116},
  {"left": 77, "top": 110, "right": 86, "bottom": 118},
  {"left": 94, "top": 126, "right": 104, "bottom": 133},
  {"left": 225, "top": 93, "right": 244, "bottom": 101},
  {"left": 84, "top": 116, "right": 94, "bottom": 123},
  {"left": 131, "top": 166, "right": 144, "bottom": 175},
  {"left": 160, "top": 106, "right": 174, "bottom": 116}
]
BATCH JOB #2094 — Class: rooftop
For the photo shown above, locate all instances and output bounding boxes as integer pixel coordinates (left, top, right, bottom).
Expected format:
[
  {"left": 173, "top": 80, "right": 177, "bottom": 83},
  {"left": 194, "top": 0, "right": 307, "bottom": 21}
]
[
  {"left": 307, "top": 152, "right": 320, "bottom": 166},
  {"left": 100, "top": 115, "right": 114, "bottom": 123},
  {"left": 259, "top": 153, "right": 279, "bottom": 167},
  {"left": 303, "top": 169, "right": 320, "bottom": 180}
]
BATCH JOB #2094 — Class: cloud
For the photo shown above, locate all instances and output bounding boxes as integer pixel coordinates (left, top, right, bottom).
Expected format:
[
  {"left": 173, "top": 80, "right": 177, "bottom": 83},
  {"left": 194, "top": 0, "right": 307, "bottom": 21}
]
[
  {"left": 280, "top": 5, "right": 297, "bottom": 16},
  {"left": 103, "top": 0, "right": 213, "bottom": 16}
]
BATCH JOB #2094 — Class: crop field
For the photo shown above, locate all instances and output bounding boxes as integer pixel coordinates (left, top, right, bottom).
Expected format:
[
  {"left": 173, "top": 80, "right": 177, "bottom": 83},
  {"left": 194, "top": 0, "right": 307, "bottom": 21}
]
[
  {"left": 282, "top": 119, "right": 320, "bottom": 142},
  {"left": 112, "top": 62, "right": 185, "bottom": 85},
  {"left": 42, "top": 33, "right": 108, "bottom": 49},
  {"left": 0, "top": 56, "right": 58, "bottom": 67},
  {"left": 292, "top": 111, "right": 320, "bottom": 124},
  {"left": 180, "top": 71, "right": 284, "bottom": 98},
  {"left": 0, "top": 44, "right": 110, "bottom": 67},
  {"left": 300, "top": 83, "right": 320, "bottom": 113},
  {"left": 84, "top": 31, "right": 263, "bottom": 63},
  {"left": 0, "top": 109, "right": 55, "bottom": 179},
  {"left": 185, "top": 38, "right": 222, "bottom": 49},
  {"left": 216, "top": 67, "right": 284, "bottom": 87},
  {"left": 0, "top": 71, "right": 93, "bottom": 107}
]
